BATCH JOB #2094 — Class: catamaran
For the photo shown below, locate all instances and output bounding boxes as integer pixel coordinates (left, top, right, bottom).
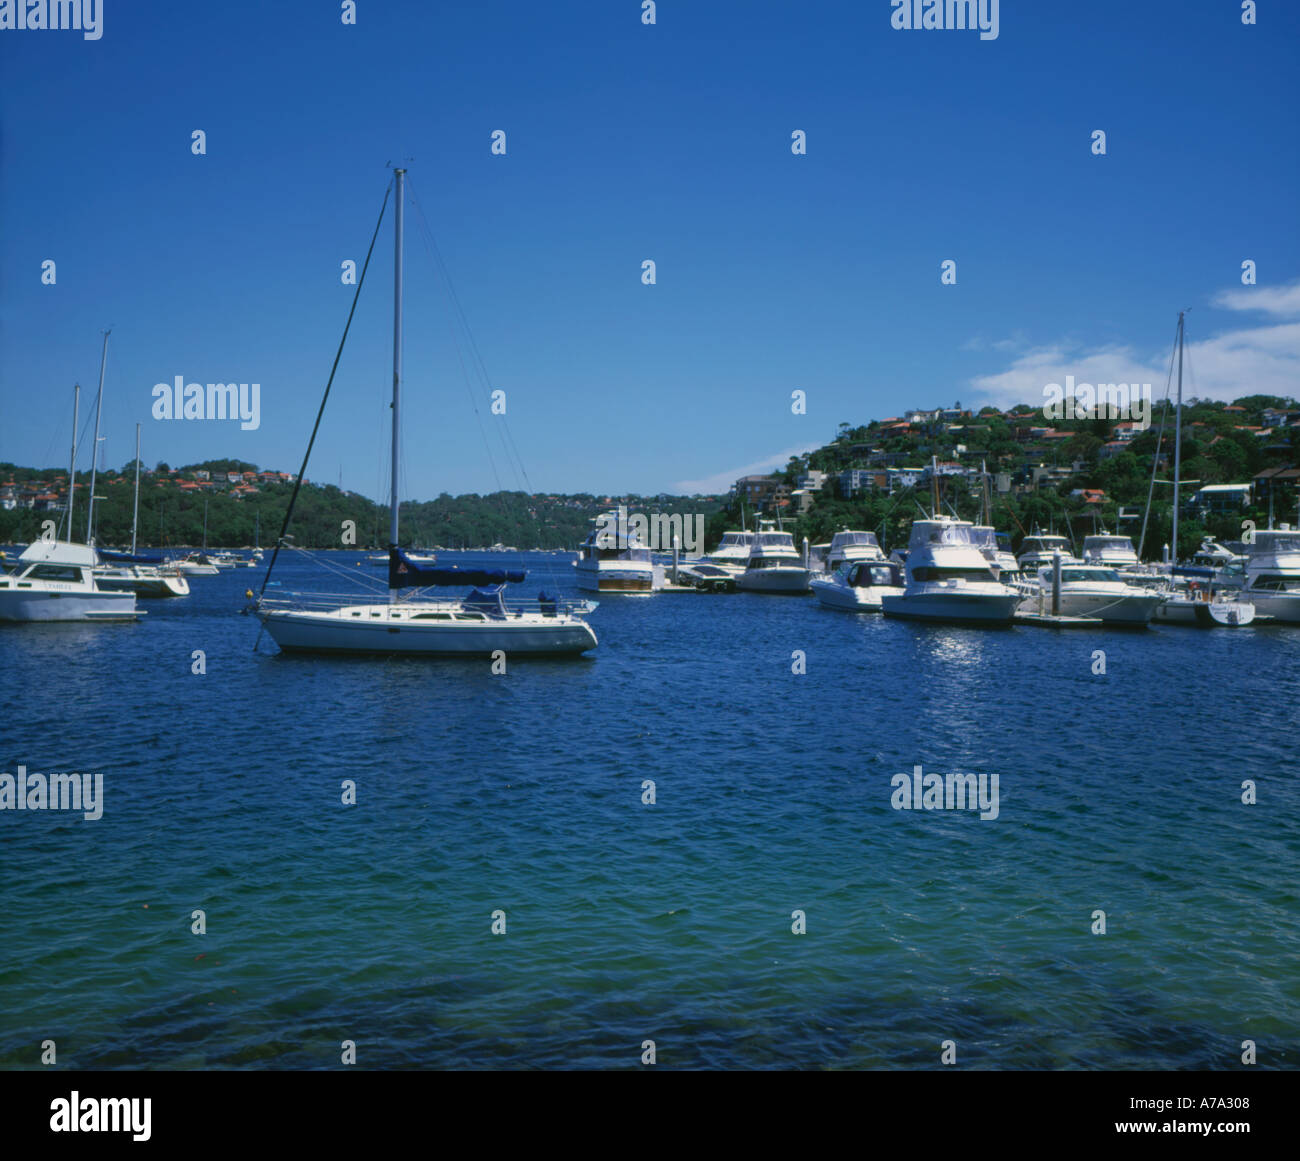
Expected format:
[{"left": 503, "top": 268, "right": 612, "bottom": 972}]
[
  {"left": 0, "top": 357, "right": 138, "bottom": 623},
  {"left": 252, "top": 169, "right": 597, "bottom": 656},
  {"left": 93, "top": 424, "right": 191, "bottom": 598}
]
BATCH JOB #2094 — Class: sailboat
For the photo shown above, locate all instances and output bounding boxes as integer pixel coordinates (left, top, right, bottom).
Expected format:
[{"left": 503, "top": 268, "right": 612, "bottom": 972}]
[
  {"left": 0, "top": 342, "right": 138, "bottom": 623},
  {"left": 1150, "top": 312, "right": 1257, "bottom": 626},
  {"left": 252, "top": 168, "right": 598, "bottom": 656},
  {"left": 93, "top": 424, "right": 191, "bottom": 598}
]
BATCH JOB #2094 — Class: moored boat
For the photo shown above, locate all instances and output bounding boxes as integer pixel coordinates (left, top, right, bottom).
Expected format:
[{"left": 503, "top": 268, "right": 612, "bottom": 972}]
[
  {"left": 811, "top": 560, "right": 904, "bottom": 611},
  {"left": 735, "top": 521, "right": 811, "bottom": 593}
]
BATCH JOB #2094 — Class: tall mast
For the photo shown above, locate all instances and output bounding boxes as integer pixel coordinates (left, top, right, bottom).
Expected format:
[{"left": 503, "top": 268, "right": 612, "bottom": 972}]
[
  {"left": 66, "top": 384, "right": 81, "bottom": 540},
  {"left": 389, "top": 168, "right": 405, "bottom": 551},
  {"left": 131, "top": 423, "right": 141, "bottom": 556},
  {"left": 86, "top": 329, "right": 110, "bottom": 544},
  {"left": 1172, "top": 311, "right": 1184, "bottom": 566}
]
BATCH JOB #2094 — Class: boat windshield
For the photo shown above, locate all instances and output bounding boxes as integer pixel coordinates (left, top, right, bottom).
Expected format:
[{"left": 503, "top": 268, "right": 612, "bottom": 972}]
[
  {"left": 833, "top": 532, "right": 879, "bottom": 547},
  {"left": 850, "top": 564, "right": 899, "bottom": 587},
  {"left": 919, "top": 524, "right": 972, "bottom": 547},
  {"left": 1058, "top": 567, "right": 1122, "bottom": 583},
  {"left": 718, "top": 533, "right": 753, "bottom": 549},
  {"left": 1087, "top": 537, "right": 1133, "bottom": 549},
  {"left": 755, "top": 533, "right": 796, "bottom": 551}
]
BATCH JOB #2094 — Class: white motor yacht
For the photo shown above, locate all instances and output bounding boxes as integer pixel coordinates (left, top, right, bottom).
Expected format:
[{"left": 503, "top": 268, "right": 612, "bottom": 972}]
[
  {"left": 735, "top": 522, "right": 811, "bottom": 593},
  {"left": 821, "top": 530, "right": 887, "bottom": 574},
  {"left": 880, "top": 517, "right": 1022, "bottom": 623},
  {"left": 575, "top": 513, "right": 655, "bottom": 593},
  {"left": 1017, "top": 533, "right": 1080, "bottom": 572},
  {"left": 1081, "top": 533, "right": 1140, "bottom": 569},
  {"left": 1022, "top": 561, "right": 1162, "bottom": 625},
  {"left": 969, "top": 525, "right": 1025, "bottom": 587},
  {"left": 811, "top": 560, "right": 905, "bottom": 611},
  {"left": 1239, "top": 527, "right": 1300, "bottom": 623},
  {"left": 702, "top": 530, "right": 755, "bottom": 576},
  {"left": 0, "top": 539, "right": 138, "bottom": 622},
  {"left": 173, "top": 552, "right": 220, "bottom": 576}
]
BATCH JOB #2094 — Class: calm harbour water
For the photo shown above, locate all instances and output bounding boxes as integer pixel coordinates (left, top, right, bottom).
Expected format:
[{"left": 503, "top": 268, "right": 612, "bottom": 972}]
[{"left": 1, "top": 550, "right": 1297, "bottom": 1070}]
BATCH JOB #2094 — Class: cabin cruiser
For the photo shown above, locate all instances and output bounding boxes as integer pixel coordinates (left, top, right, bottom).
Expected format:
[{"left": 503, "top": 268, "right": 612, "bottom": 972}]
[
  {"left": 1081, "top": 534, "right": 1140, "bottom": 569},
  {"left": 1187, "top": 538, "right": 1246, "bottom": 591},
  {"left": 674, "top": 562, "right": 738, "bottom": 592},
  {"left": 735, "top": 523, "right": 811, "bottom": 593},
  {"left": 0, "top": 539, "right": 138, "bottom": 622},
  {"left": 880, "top": 517, "right": 1022, "bottom": 623},
  {"left": 1021, "top": 562, "right": 1162, "bottom": 625},
  {"left": 1239, "top": 527, "right": 1300, "bottom": 623},
  {"left": 1017, "top": 533, "right": 1080, "bottom": 572},
  {"left": 173, "top": 552, "right": 220, "bottom": 576},
  {"left": 701, "top": 530, "right": 755, "bottom": 576},
  {"left": 811, "top": 560, "right": 905, "bottom": 611},
  {"left": 821, "top": 530, "right": 887, "bottom": 573},
  {"left": 575, "top": 514, "right": 655, "bottom": 592},
  {"left": 969, "top": 525, "right": 1025, "bottom": 588}
]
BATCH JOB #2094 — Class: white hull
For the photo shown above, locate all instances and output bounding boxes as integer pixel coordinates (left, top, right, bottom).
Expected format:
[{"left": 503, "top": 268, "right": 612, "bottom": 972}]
[
  {"left": 176, "top": 562, "right": 219, "bottom": 576},
  {"left": 1153, "top": 597, "right": 1201, "bottom": 624},
  {"left": 1241, "top": 591, "right": 1300, "bottom": 623},
  {"left": 0, "top": 588, "right": 137, "bottom": 622},
  {"left": 736, "top": 567, "right": 811, "bottom": 593},
  {"left": 881, "top": 589, "right": 1021, "bottom": 623},
  {"left": 1024, "top": 590, "right": 1160, "bottom": 624},
  {"left": 810, "top": 577, "right": 901, "bottom": 611},
  {"left": 260, "top": 604, "right": 597, "bottom": 655}
]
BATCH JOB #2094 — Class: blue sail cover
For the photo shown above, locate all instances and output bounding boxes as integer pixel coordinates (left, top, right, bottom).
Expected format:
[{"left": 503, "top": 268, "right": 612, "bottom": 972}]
[
  {"left": 100, "top": 549, "right": 165, "bottom": 565},
  {"left": 388, "top": 546, "right": 526, "bottom": 590}
]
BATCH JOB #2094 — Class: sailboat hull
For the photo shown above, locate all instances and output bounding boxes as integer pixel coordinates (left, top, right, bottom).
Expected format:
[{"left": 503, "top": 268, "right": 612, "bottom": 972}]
[
  {"left": 260, "top": 607, "right": 598, "bottom": 655},
  {"left": 95, "top": 568, "right": 191, "bottom": 598}
]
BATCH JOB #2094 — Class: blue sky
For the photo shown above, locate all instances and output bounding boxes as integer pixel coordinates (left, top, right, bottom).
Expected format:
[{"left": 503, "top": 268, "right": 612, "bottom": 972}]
[{"left": 2, "top": 1, "right": 1297, "bottom": 499}]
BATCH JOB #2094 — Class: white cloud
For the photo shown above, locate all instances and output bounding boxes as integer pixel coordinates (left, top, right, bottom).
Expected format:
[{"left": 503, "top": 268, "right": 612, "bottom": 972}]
[
  {"left": 971, "top": 282, "right": 1300, "bottom": 409},
  {"left": 675, "top": 442, "right": 821, "bottom": 495},
  {"left": 1212, "top": 281, "right": 1300, "bottom": 318}
]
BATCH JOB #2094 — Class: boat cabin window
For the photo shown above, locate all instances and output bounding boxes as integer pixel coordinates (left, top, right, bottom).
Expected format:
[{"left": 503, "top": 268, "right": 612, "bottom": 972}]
[
  {"left": 1252, "top": 574, "right": 1299, "bottom": 591},
  {"left": 911, "top": 566, "right": 994, "bottom": 582},
  {"left": 1254, "top": 535, "right": 1300, "bottom": 553},
  {"left": 27, "top": 565, "right": 82, "bottom": 582}
]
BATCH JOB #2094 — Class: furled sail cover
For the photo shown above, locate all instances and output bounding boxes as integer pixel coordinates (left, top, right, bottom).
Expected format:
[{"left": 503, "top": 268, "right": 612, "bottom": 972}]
[
  {"left": 100, "top": 549, "right": 165, "bottom": 564},
  {"left": 388, "top": 546, "right": 526, "bottom": 590}
]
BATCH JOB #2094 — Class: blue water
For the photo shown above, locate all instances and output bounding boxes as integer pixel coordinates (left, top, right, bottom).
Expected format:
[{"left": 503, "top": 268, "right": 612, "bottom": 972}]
[{"left": 1, "top": 551, "right": 1297, "bottom": 1069}]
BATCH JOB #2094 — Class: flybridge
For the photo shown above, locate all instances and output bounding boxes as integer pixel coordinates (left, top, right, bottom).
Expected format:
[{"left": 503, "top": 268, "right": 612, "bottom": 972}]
[
  {"left": 0, "top": 0, "right": 103, "bottom": 40},
  {"left": 890, "top": 0, "right": 1000, "bottom": 41}
]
